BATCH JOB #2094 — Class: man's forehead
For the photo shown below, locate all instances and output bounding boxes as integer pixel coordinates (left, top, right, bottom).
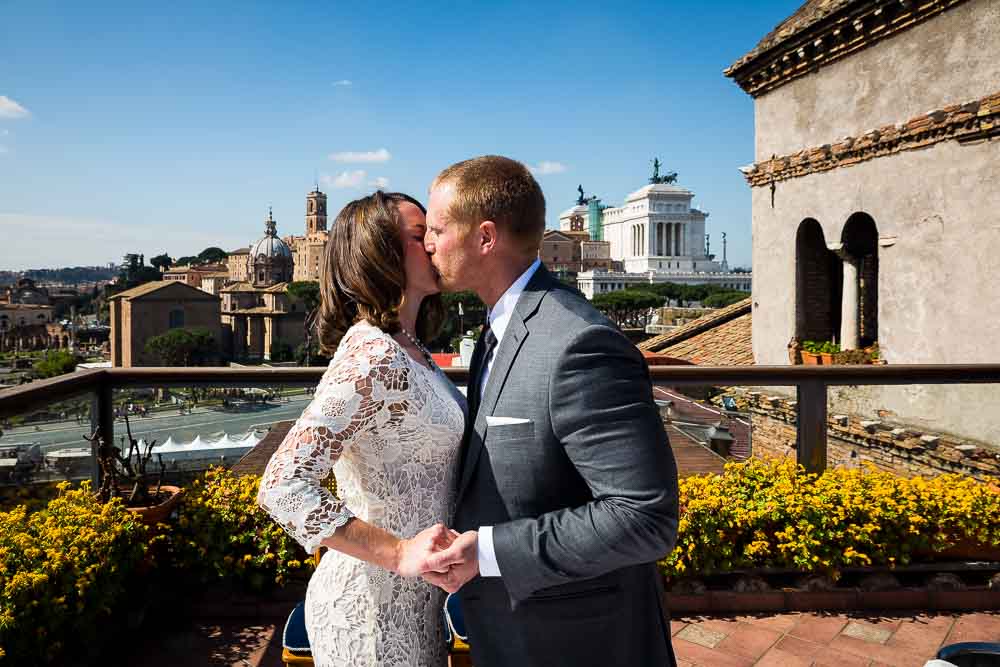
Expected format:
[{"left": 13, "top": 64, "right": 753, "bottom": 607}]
[{"left": 428, "top": 182, "right": 456, "bottom": 223}]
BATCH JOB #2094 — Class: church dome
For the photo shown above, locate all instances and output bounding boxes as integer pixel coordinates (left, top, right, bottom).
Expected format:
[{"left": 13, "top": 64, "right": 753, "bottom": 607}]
[{"left": 251, "top": 209, "right": 292, "bottom": 260}]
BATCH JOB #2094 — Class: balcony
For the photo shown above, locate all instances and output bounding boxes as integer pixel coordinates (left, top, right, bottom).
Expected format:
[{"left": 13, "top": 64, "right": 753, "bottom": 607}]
[{"left": 1, "top": 363, "right": 998, "bottom": 666}]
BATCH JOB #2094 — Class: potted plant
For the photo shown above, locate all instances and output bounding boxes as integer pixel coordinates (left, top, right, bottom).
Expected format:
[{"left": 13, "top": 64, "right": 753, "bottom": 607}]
[
  {"left": 800, "top": 340, "right": 825, "bottom": 365},
  {"left": 85, "top": 415, "right": 183, "bottom": 526},
  {"left": 833, "top": 348, "right": 872, "bottom": 365},
  {"left": 867, "top": 342, "right": 884, "bottom": 364},
  {"left": 817, "top": 340, "right": 840, "bottom": 364}
]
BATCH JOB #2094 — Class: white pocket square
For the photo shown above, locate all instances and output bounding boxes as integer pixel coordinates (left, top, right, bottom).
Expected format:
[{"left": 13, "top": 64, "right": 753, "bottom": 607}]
[{"left": 486, "top": 416, "right": 532, "bottom": 426}]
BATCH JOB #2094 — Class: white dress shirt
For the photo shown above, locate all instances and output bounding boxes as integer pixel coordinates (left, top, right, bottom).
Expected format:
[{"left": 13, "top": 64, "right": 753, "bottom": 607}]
[{"left": 476, "top": 258, "right": 541, "bottom": 578}]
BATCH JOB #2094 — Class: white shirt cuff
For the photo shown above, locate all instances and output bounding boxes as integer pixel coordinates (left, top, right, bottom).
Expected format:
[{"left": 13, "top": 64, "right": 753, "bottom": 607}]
[{"left": 477, "top": 525, "right": 502, "bottom": 577}]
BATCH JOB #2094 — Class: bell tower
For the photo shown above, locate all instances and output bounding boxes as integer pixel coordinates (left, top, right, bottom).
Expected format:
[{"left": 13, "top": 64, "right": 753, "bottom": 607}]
[{"left": 306, "top": 188, "right": 327, "bottom": 235}]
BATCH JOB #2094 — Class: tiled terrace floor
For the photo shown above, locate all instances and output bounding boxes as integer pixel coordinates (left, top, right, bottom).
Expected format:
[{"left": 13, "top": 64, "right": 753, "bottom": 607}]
[
  {"left": 115, "top": 606, "right": 1000, "bottom": 666},
  {"left": 671, "top": 611, "right": 1000, "bottom": 667}
]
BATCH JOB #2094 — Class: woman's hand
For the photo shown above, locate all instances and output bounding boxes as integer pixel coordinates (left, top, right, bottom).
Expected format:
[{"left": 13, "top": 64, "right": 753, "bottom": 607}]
[{"left": 394, "top": 523, "right": 456, "bottom": 578}]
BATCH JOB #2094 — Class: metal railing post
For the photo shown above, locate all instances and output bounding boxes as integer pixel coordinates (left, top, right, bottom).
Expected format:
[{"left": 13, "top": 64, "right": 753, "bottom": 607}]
[
  {"left": 796, "top": 379, "right": 827, "bottom": 473},
  {"left": 90, "top": 378, "right": 114, "bottom": 487}
]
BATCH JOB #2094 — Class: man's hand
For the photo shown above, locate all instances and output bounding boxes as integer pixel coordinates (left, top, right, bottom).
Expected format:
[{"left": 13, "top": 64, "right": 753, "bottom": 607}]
[
  {"left": 421, "top": 530, "right": 479, "bottom": 593},
  {"left": 394, "top": 523, "right": 456, "bottom": 578}
]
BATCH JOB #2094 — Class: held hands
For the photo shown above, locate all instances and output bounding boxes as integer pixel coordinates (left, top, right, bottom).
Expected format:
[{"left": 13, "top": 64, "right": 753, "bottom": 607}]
[
  {"left": 394, "top": 524, "right": 479, "bottom": 593},
  {"left": 423, "top": 530, "right": 479, "bottom": 593}
]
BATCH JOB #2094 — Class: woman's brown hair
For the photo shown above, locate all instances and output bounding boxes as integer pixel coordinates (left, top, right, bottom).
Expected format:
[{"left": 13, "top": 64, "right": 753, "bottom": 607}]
[{"left": 316, "top": 190, "right": 445, "bottom": 355}]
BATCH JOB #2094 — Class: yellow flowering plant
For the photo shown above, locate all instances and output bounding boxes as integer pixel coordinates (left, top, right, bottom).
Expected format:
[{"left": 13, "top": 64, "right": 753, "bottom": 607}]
[
  {"left": 168, "top": 468, "right": 314, "bottom": 591},
  {"left": 660, "top": 458, "right": 1000, "bottom": 581},
  {"left": 0, "top": 482, "right": 146, "bottom": 664}
]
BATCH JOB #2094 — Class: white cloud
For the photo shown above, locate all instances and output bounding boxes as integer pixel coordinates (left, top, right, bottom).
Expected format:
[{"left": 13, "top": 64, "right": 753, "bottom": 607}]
[
  {"left": 321, "top": 170, "right": 367, "bottom": 189},
  {"left": 0, "top": 96, "right": 30, "bottom": 119},
  {"left": 333, "top": 79, "right": 353, "bottom": 87},
  {"left": 328, "top": 148, "right": 391, "bottom": 163},
  {"left": 529, "top": 161, "right": 567, "bottom": 175},
  {"left": 369, "top": 176, "right": 390, "bottom": 189}
]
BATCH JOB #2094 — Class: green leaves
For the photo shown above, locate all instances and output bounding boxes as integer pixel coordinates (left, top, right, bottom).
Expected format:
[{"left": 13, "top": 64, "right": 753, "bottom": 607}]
[{"left": 145, "top": 327, "right": 217, "bottom": 366}]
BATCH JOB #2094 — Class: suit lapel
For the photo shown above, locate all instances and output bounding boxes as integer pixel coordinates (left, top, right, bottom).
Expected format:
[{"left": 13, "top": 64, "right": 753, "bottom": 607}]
[{"left": 456, "top": 266, "right": 553, "bottom": 504}]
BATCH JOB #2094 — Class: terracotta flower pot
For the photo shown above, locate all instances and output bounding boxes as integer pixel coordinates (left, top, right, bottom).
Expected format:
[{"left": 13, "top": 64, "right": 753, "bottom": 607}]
[
  {"left": 126, "top": 485, "right": 184, "bottom": 526},
  {"left": 801, "top": 351, "right": 821, "bottom": 365},
  {"left": 819, "top": 352, "right": 835, "bottom": 365}
]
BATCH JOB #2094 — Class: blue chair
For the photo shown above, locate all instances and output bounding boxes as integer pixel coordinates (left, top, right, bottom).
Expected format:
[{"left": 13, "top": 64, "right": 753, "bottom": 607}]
[
  {"left": 935, "top": 642, "right": 1000, "bottom": 667},
  {"left": 282, "top": 601, "right": 312, "bottom": 665},
  {"left": 283, "top": 549, "right": 324, "bottom": 666},
  {"left": 444, "top": 593, "right": 472, "bottom": 665}
]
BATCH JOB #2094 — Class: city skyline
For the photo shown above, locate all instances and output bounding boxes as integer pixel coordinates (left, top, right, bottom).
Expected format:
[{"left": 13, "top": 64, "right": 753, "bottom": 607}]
[{"left": 0, "top": 0, "right": 802, "bottom": 271}]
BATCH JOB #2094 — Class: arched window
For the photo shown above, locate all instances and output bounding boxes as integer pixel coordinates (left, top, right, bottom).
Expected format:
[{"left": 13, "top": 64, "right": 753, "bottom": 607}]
[
  {"left": 169, "top": 309, "right": 185, "bottom": 329},
  {"left": 795, "top": 219, "right": 842, "bottom": 345}
]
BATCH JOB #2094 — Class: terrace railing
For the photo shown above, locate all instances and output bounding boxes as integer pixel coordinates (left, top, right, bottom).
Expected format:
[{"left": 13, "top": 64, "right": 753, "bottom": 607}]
[{"left": 1, "top": 364, "right": 999, "bottom": 477}]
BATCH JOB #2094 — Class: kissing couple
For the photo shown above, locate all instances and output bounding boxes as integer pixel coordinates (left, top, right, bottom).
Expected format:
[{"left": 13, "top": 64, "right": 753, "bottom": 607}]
[{"left": 259, "top": 155, "right": 680, "bottom": 667}]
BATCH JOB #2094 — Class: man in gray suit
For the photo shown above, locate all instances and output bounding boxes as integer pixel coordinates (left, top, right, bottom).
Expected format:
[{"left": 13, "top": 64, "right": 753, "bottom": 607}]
[{"left": 422, "top": 155, "right": 679, "bottom": 667}]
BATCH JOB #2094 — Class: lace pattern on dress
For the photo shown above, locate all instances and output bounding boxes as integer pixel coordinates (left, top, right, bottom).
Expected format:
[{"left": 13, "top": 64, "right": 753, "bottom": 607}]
[{"left": 257, "top": 320, "right": 465, "bottom": 667}]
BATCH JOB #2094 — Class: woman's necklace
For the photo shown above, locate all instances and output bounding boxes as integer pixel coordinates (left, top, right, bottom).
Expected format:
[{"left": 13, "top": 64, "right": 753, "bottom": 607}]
[{"left": 400, "top": 327, "right": 434, "bottom": 368}]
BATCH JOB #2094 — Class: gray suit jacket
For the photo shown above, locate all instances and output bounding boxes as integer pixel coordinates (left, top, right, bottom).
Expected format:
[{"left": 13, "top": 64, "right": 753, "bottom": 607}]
[{"left": 454, "top": 266, "right": 679, "bottom": 667}]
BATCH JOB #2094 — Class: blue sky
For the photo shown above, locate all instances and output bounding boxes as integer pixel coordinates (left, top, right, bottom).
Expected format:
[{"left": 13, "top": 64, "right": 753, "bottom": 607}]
[{"left": 0, "top": 0, "right": 802, "bottom": 271}]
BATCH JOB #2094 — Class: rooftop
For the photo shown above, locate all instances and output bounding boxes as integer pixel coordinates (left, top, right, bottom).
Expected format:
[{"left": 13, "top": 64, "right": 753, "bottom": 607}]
[
  {"left": 624, "top": 183, "right": 694, "bottom": 203},
  {"left": 726, "top": 0, "right": 856, "bottom": 74},
  {"left": 109, "top": 280, "right": 218, "bottom": 301},
  {"left": 639, "top": 297, "right": 753, "bottom": 357}
]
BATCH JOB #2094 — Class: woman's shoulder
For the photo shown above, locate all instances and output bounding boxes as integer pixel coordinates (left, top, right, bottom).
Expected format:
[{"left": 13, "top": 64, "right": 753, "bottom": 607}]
[{"left": 332, "top": 320, "right": 401, "bottom": 366}]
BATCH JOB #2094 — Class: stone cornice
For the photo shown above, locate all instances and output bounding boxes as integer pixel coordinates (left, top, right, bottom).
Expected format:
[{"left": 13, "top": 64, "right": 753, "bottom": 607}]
[
  {"left": 741, "top": 90, "right": 1000, "bottom": 187},
  {"left": 726, "top": 0, "right": 970, "bottom": 98}
]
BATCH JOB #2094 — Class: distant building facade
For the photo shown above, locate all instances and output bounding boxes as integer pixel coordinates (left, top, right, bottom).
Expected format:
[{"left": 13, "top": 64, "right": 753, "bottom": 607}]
[
  {"left": 566, "top": 178, "right": 751, "bottom": 298},
  {"left": 284, "top": 189, "right": 329, "bottom": 282},
  {"left": 109, "top": 281, "right": 221, "bottom": 368},
  {"left": 1, "top": 278, "right": 50, "bottom": 305},
  {"left": 226, "top": 248, "right": 250, "bottom": 283},
  {"left": 577, "top": 270, "right": 751, "bottom": 300},
  {"left": 163, "top": 263, "right": 228, "bottom": 290},
  {"left": 221, "top": 210, "right": 306, "bottom": 361},
  {"left": 538, "top": 230, "right": 613, "bottom": 274}
]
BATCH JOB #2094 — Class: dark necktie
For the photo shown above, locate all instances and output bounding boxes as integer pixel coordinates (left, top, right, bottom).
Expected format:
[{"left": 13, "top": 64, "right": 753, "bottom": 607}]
[{"left": 469, "top": 327, "right": 498, "bottom": 420}]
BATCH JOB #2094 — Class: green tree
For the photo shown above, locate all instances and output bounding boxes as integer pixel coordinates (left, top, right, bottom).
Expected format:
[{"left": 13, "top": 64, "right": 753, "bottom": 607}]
[
  {"left": 428, "top": 291, "right": 487, "bottom": 351},
  {"left": 145, "top": 328, "right": 217, "bottom": 366},
  {"left": 174, "top": 256, "right": 199, "bottom": 267},
  {"left": 286, "top": 281, "right": 321, "bottom": 365},
  {"left": 702, "top": 291, "right": 749, "bottom": 308},
  {"left": 198, "top": 247, "right": 229, "bottom": 264},
  {"left": 286, "top": 281, "right": 320, "bottom": 314},
  {"left": 33, "top": 350, "right": 77, "bottom": 378},
  {"left": 270, "top": 341, "right": 294, "bottom": 363},
  {"left": 592, "top": 289, "right": 663, "bottom": 329},
  {"left": 150, "top": 253, "right": 173, "bottom": 271}
]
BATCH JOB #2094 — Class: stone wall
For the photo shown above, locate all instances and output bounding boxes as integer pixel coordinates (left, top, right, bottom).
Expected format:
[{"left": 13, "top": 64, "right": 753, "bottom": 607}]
[
  {"left": 749, "top": 134, "right": 1000, "bottom": 444},
  {"left": 722, "top": 390, "right": 1000, "bottom": 480},
  {"left": 754, "top": 0, "right": 1000, "bottom": 159}
]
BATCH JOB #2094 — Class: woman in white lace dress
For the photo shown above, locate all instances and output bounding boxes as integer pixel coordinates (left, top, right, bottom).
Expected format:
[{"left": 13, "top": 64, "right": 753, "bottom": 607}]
[{"left": 258, "top": 191, "right": 467, "bottom": 666}]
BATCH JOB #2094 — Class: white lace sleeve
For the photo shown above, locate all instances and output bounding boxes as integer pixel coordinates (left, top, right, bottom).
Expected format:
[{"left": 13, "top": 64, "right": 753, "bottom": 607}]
[{"left": 257, "top": 328, "right": 409, "bottom": 553}]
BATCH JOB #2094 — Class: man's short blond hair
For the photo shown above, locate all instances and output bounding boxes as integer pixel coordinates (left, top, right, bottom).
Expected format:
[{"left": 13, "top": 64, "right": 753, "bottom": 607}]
[{"left": 433, "top": 155, "right": 546, "bottom": 253}]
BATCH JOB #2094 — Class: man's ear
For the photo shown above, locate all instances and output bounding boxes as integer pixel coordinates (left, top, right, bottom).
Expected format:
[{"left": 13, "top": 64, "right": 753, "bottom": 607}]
[{"left": 478, "top": 221, "right": 497, "bottom": 256}]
